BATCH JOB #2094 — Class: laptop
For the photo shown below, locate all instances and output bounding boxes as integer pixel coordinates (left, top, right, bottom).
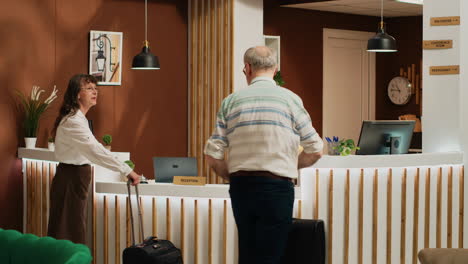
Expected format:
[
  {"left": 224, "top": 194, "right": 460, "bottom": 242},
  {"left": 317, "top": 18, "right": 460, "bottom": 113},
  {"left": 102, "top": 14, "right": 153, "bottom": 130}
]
[{"left": 153, "top": 157, "right": 198, "bottom": 183}]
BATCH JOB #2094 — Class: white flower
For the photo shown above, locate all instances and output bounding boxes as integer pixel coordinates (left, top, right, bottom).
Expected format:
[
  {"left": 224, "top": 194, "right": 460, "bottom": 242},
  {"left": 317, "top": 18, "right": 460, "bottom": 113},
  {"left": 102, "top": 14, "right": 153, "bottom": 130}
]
[
  {"left": 30, "top": 85, "right": 45, "bottom": 101},
  {"left": 44, "top": 85, "right": 58, "bottom": 105}
]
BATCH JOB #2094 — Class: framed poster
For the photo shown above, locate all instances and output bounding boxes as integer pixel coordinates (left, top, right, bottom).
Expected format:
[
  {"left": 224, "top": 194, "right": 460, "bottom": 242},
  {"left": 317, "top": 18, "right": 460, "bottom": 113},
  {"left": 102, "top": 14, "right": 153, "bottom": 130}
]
[{"left": 89, "top": 30, "right": 123, "bottom": 85}]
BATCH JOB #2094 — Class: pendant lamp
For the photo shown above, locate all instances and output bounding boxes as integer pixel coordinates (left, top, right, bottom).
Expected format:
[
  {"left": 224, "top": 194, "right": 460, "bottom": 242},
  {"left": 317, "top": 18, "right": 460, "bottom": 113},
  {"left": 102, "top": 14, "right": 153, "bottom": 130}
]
[
  {"left": 132, "top": 0, "right": 160, "bottom": 69},
  {"left": 367, "top": 0, "right": 397, "bottom": 52}
]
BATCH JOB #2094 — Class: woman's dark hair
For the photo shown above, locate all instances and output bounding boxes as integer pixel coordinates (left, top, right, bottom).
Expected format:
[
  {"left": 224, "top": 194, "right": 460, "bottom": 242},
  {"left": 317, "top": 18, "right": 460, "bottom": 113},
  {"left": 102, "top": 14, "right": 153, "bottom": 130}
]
[{"left": 52, "top": 74, "right": 97, "bottom": 138}]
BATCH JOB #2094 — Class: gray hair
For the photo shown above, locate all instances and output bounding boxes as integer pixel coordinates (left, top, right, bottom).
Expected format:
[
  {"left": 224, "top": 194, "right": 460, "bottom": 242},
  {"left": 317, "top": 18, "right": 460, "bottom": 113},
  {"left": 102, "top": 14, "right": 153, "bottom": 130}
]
[{"left": 243, "top": 46, "right": 277, "bottom": 71}]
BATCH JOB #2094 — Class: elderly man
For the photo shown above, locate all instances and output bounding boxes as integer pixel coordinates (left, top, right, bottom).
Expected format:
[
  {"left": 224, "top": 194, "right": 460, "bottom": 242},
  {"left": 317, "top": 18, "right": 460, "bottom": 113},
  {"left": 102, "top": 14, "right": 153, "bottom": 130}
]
[{"left": 204, "top": 46, "right": 323, "bottom": 264}]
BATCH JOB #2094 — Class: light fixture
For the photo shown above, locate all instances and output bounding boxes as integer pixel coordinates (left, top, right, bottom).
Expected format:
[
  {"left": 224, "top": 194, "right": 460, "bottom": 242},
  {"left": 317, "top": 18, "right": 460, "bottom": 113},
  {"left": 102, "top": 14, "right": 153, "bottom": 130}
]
[
  {"left": 96, "top": 50, "right": 106, "bottom": 72},
  {"left": 395, "top": 0, "right": 423, "bottom": 5},
  {"left": 367, "top": 0, "right": 397, "bottom": 52},
  {"left": 94, "top": 34, "right": 116, "bottom": 72},
  {"left": 132, "top": 0, "right": 160, "bottom": 70}
]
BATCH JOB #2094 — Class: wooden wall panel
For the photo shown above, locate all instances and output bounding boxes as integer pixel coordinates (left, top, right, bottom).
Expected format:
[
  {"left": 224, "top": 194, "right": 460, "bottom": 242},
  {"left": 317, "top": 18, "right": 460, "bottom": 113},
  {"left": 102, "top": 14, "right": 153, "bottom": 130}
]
[{"left": 189, "top": 0, "right": 233, "bottom": 183}]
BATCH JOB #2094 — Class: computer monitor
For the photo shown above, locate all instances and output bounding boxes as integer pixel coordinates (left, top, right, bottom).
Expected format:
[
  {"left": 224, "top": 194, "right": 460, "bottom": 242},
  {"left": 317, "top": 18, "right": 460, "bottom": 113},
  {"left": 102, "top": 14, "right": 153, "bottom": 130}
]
[
  {"left": 356, "top": 120, "right": 416, "bottom": 155},
  {"left": 153, "top": 157, "right": 198, "bottom": 183}
]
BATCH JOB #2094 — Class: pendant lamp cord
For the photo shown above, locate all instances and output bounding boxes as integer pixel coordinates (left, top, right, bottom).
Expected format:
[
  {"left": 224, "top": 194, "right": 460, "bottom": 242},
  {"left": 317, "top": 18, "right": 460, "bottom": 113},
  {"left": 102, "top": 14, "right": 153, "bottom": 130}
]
[
  {"left": 381, "top": 0, "right": 383, "bottom": 23},
  {"left": 145, "top": 0, "right": 148, "bottom": 42}
]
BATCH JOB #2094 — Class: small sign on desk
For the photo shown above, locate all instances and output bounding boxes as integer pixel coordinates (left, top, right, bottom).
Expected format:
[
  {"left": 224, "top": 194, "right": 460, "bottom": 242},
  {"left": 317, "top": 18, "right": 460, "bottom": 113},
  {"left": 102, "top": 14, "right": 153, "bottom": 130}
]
[
  {"left": 173, "top": 176, "right": 207, "bottom": 186},
  {"left": 423, "top": 40, "right": 452, "bottom": 49}
]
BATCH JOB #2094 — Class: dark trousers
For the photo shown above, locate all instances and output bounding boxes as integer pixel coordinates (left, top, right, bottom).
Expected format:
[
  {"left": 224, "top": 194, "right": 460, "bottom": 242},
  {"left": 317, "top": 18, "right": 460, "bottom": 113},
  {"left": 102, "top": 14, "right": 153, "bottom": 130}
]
[{"left": 229, "top": 175, "right": 294, "bottom": 264}]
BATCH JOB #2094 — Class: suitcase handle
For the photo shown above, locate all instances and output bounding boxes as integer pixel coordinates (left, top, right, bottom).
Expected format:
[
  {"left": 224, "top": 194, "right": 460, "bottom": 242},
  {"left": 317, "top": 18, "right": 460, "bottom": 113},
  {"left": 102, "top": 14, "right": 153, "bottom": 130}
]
[{"left": 127, "top": 180, "right": 145, "bottom": 246}]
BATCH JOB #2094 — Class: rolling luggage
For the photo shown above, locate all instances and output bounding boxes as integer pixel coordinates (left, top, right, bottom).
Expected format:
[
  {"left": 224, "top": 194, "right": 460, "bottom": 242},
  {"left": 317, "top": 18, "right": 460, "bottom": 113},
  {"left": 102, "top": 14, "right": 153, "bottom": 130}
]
[
  {"left": 122, "top": 181, "right": 183, "bottom": 264},
  {"left": 281, "top": 218, "right": 325, "bottom": 264}
]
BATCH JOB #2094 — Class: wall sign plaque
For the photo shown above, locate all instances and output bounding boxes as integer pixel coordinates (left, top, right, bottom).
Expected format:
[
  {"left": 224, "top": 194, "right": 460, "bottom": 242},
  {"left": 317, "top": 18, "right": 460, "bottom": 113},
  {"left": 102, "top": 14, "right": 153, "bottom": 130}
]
[
  {"left": 423, "top": 40, "right": 453, "bottom": 49},
  {"left": 429, "top": 65, "right": 459, "bottom": 75},
  {"left": 430, "top": 16, "right": 460, "bottom": 26}
]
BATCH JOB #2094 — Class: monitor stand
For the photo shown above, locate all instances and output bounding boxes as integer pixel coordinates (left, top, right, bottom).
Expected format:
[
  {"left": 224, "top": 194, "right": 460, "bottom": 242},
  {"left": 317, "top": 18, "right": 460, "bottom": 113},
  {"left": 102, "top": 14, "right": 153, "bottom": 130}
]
[{"left": 384, "top": 134, "right": 402, "bottom": 155}]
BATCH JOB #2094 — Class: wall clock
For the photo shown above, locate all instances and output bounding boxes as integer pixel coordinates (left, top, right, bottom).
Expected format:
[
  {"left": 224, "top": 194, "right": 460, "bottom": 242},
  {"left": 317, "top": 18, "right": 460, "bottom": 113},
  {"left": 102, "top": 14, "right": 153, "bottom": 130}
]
[{"left": 387, "top": 76, "right": 412, "bottom": 105}]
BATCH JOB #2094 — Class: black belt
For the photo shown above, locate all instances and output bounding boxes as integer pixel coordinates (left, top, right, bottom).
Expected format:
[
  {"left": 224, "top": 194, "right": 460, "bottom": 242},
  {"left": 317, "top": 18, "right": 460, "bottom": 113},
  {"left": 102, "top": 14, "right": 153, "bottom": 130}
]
[{"left": 229, "top": 170, "right": 292, "bottom": 182}]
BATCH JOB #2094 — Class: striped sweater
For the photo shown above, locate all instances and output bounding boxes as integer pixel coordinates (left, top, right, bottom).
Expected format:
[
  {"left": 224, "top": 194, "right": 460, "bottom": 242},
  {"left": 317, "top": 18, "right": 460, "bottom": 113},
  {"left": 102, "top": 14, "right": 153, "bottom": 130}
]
[{"left": 204, "top": 76, "right": 323, "bottom": 179}]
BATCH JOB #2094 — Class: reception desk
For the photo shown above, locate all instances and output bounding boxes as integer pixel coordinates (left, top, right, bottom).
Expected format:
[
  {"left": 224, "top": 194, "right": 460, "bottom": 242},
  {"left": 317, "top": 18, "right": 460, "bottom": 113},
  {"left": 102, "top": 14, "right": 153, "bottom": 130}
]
[{"left": 19, "top": 149, "right": 466, "bottom": 264}]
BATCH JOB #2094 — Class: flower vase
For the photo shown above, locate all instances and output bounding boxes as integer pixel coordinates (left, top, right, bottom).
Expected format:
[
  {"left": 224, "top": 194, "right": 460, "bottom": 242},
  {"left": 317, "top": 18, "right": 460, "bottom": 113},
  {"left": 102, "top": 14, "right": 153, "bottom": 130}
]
[
  {"left": 25, "top": 137, "right": 37, "bottom": 149},
  {"left": 105, "top": 145, "right": 111, "bottom": 151},
  {"left": 48, "top": 142, "right": 55, "bottom": 151}
]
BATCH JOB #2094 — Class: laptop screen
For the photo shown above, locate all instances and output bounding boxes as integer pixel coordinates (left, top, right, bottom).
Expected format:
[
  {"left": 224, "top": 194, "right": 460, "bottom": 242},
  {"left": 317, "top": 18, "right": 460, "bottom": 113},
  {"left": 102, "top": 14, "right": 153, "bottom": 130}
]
[{"left": 152, "top": 157, "right": 198, "bottom": 183}]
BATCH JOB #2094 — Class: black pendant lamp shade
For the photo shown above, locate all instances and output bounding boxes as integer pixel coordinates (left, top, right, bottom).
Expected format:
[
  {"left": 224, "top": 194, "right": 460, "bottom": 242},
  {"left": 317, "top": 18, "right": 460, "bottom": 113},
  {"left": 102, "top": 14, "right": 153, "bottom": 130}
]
[
  {"left": 132, "top": 0, "right": 160, "bottom": 70},
  {"left": 367, "top": 0, "right": 397, "bottom": 53},
  {"left": 367, "top": 22, "right": 397, "bottom": 52},
  {"left": 132, "top": 41, "right": 160, "bottom": 69}
]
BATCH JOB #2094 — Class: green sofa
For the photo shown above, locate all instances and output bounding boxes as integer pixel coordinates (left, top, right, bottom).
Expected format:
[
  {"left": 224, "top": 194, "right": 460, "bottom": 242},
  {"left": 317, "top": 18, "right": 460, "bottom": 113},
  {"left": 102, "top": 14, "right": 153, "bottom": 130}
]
[{"left": 0, "top": 228, "right": 92, "bottom": 264}]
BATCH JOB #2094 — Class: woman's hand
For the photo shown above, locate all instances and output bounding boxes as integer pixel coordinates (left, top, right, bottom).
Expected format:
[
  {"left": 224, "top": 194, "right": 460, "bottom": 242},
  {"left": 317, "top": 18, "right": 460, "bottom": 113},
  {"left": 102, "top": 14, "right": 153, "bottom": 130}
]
[{"left": 127, "top": 171, "right": 141, "bottom": 186}]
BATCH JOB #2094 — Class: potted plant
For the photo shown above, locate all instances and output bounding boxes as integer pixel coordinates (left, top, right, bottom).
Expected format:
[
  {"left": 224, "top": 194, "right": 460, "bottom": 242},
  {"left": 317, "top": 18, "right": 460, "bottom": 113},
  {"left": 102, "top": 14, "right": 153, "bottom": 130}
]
[
  {"left": 16, "top": 85, "right": 58, "bottom": 148},
  {"left": 102, "top": 134, "right": 112, "bottom": 151},
  {"left": 274, "top": 71, "right": 285, "bottom": 86},
  {"left": 47, "top": 137, "right": 55, "bottom": 151},
  {"left": 124, "top": 160, "right": 135, "bottom": 170},
  {"left": 333, "top": 138, "right": 360, "bottom": 156}
]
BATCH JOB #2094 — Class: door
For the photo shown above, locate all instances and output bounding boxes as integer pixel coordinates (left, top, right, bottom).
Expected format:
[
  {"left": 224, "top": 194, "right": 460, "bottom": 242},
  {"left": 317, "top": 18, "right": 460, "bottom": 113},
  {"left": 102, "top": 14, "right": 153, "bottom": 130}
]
[{"left": 323, "top": 29, "right": 376, "bottom": 153}]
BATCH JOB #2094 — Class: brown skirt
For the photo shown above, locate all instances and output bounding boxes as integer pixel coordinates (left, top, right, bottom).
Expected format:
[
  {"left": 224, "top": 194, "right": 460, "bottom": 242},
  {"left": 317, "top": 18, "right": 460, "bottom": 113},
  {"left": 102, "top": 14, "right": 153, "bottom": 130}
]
[{"left": 47, "top": 163, "right": 91, "bottom": 244}]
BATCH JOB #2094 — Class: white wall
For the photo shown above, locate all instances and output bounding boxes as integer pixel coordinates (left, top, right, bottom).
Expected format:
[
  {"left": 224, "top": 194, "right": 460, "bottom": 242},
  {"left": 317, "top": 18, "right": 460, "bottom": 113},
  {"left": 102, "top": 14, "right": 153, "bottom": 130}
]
[
  {"left": 460, "top": 1, "right": 468, "bottom": 166},
  {"left": 422, "top": 0, "right": 461, "bottom": 152},
  {"left": 233, "top": 0, "right": 264, "bottom": 91}
]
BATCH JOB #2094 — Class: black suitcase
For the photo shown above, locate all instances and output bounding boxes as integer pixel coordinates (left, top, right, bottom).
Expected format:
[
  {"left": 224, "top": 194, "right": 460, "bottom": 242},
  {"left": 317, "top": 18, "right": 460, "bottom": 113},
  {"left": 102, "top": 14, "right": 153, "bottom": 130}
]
[
  {"left": 122, "top": 181, "right": 183, "bottom": 264},
  {"left": 281, "top": 218, "right": 325, "bottom": 264}
]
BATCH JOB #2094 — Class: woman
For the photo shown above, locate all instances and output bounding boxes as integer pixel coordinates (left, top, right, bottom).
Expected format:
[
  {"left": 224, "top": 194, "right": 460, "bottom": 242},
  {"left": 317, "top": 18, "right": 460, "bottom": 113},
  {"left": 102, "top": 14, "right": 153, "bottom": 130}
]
[{"left": 47, "top": 74, "right": 140, "bottom": 244}]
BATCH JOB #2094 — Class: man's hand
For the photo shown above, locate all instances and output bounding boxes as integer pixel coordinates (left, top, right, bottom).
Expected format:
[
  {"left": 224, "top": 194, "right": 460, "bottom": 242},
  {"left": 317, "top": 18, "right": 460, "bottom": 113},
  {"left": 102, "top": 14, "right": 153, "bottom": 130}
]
[
  {"left": 127, "top": 171, "right": 141, "bottom": 186},
  {"left": 298, "top": 151, "right": 323, "bottom": 169},
  {"left": 205, "top": 155, "right": 229, "bottom": 179}
]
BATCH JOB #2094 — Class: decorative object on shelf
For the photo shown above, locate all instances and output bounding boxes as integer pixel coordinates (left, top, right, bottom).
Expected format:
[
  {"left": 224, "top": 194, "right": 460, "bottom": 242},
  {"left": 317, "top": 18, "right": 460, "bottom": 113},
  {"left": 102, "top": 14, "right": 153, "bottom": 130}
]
[
  {"left": 16, "top": 85, "right": 58, "bottom": 149},
  {"left": 274, "top": 71, "right": 285, "bottom": 86},
  {"left": 333, "top": 138, "right": 360, "bottom": 156},
  {"left": 264, "top": 35, "right": 280, "bottom": 70},
  {"left": 132, "top": 0, "right": 160, "bottom": 70},
  {"left": 124, "top": 160, "right": 135, "bottom": 170},
  {"left": 399, "top": 60, "right": 423, "bottom": 114},
  {"left": 367, "top": 0, "right": 397, "bottom": 52},
  {"left": 89, "top": 30, "right": 123, "bottom": 85},
  {"left": 325, "top": 136, "right": 340, "bottom": 155},
  {"left": 47, "top": 137, "right": 55, "bottom": 151},
  {"left": 102, "top": 134, "right": 112, "bottom": 151},
  {"left": 387, "top": 76, "right": 412, "bottom": 105},
  {"left": 399, "top": 114, "right": 422, "bottom": 132}
]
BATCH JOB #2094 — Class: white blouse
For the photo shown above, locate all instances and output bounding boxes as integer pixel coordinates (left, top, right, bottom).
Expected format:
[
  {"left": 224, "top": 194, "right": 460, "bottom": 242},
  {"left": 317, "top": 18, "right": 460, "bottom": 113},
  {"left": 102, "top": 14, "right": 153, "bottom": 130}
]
[{"left": 54, "top": 110, "right": 133, "bottom": 177}]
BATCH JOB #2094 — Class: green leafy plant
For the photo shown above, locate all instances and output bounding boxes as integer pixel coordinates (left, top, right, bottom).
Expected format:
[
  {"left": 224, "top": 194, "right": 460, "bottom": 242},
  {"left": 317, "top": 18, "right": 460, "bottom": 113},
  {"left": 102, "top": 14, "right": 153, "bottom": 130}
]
[
  {"left": 102, "top": 134, "right": 112, "bottom": 146},
  {"left": 274, "top": 71, "right": 285, "bottom": 86},
  {"left": 333, "top": 138, "right": 360, "bottom": 156},
  {"left": 124, "top": 160, "right": 135, "bottom": 170},
  {"left": 48, "top": 137, "right": 54, "bottom": 143},
  {"left": 16, "top": 85, "right": 58, "bottom": 137}
]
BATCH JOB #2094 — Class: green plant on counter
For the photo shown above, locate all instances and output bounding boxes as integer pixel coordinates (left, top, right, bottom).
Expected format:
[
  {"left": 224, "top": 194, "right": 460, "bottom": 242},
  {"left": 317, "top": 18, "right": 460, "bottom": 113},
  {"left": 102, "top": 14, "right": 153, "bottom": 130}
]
[
  {"left": 48, "top": 137, "right": 54, "bottom": 143},
  {"left": 102, "top": 134, "right": 112, "bottom": 146},
  {"left": 124, "top": 160, "right": 135, "bottom": 170},
  {"left": 274, "top": 71, "right": 285, "bottom": 86},
  {"left": 333, "top": 138, "right": 360, "bottom": 156}
]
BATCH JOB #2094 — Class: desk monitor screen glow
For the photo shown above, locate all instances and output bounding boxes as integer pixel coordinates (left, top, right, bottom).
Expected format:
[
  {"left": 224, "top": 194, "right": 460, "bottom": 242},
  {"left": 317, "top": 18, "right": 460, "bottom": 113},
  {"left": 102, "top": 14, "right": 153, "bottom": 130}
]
[{"left": 356, "top": 120, "right": 415, "bottom": 155}]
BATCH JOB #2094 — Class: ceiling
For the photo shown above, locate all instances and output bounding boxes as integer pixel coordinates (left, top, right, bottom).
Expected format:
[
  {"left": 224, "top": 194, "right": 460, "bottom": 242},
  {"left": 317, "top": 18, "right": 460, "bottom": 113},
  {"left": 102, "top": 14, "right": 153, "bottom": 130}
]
[{"left": 281, "top": 0, "right": 423, "bottom": 17}]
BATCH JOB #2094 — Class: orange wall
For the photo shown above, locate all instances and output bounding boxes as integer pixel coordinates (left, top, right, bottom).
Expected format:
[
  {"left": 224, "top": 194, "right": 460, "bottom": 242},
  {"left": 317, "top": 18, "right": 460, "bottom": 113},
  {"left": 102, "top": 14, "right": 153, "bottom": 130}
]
[{"left": 0, "top": 0, "right": 188, "bottom": 230}]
